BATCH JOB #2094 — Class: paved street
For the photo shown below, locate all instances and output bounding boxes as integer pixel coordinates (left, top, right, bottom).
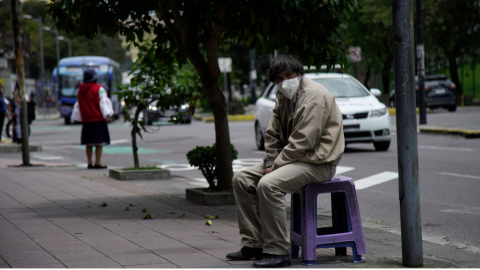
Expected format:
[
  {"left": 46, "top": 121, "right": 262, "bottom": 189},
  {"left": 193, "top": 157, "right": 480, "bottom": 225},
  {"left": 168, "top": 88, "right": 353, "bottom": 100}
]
[{"left": 0, "top": 107, "right": 479, "bottom": 268}]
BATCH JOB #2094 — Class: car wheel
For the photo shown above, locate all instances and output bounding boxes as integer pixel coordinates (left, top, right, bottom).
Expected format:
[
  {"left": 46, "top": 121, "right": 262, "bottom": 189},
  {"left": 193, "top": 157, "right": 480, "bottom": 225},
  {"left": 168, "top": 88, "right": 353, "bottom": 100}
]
[
  {"left": 447, "top": 104, "right": 457, "bottom": 112},
  {"left": 374, "top": 140, "right": 390, "bottom": 151},
  {"left": 64, "top": 117, "right": 71, "bottom": 125},
  {"left": 255, "top": 122, "right": 265, "bottom": 151},
  {"left": 389, "top": 98, "right": 395, "bottom": 108}
]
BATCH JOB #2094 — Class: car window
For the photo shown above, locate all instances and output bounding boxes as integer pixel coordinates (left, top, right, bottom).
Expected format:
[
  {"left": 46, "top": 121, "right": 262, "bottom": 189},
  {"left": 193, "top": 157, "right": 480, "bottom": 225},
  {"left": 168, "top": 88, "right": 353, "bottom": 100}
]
[
  {"left": 313, "top": 78, "right": 370, "bottom": 98},
  {"left": 267, "top": 84, "right": 278, "bottom": 101}
]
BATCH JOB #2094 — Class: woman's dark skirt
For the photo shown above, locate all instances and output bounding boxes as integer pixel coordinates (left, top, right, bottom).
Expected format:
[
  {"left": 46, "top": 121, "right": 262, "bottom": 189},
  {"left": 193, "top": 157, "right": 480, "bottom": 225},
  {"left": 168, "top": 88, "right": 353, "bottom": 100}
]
[{"left": 81, "top": 121, "right": 110, "bottom": 146}]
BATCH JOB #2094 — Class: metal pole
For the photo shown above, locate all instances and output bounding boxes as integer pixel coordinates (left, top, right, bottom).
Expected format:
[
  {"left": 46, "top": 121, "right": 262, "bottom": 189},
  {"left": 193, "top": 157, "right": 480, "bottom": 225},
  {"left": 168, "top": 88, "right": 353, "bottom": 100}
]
[
  {"left": 249, "top": 49, "right": 257, "bottom": 104},
  {"left": 416, "top": 0, "right": 427, "bottom": 124},
  {"left": 11, "top": 0, "right": 31, "bottom": 166},
  {"left": 67, "top": 38, "right": 72, "bottom": 57},
  {"left": 54, "top": 30, "right": 60, "bottom": 65},
  {"left": 35, "top": 17, "right": 46, "bottom": 119},
  {"left": 473, "top": 60, "right": 476, "bottom": 98},
  {"left": 392, "top": 0, "right": 423, "bottom": 267}
]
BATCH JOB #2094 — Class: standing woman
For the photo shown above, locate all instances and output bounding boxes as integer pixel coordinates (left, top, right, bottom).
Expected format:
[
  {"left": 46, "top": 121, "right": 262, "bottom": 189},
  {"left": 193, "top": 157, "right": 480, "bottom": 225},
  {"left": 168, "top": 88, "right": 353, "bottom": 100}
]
[
  {"left": 71, "top": 69, "right": 114, "bottom": 169},
  {"left": 0, "top": 87, "right": 10, "bottom": 142}
]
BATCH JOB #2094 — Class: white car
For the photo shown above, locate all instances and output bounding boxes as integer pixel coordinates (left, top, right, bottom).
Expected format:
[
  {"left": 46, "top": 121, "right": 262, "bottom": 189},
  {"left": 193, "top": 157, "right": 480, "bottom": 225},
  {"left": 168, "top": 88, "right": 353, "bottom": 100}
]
[{"left": 254, "top": 73, "right": 391, "bottom": 151}]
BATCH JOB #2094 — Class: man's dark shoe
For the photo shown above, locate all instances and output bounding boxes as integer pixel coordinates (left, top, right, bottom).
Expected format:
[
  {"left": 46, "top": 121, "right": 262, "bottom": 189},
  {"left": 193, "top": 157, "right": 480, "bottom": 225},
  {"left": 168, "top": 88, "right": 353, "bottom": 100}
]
[
  {"left": 253, "top": 254, "right": 291, "bottom": 268},
  {"left": 226, "top": 247, "right": 264, "bottom": 261}
]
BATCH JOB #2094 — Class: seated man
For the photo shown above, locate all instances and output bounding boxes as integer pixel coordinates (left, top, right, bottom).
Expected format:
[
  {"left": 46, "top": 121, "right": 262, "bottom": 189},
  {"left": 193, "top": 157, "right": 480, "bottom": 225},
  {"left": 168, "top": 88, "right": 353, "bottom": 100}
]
[{"left": 227, "top": 54, "right": 345, "bottom": 268}]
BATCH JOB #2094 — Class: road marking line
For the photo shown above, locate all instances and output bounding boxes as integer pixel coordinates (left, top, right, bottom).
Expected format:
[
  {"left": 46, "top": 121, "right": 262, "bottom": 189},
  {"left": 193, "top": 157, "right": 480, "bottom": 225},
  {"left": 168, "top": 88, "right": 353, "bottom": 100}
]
[
  {"left": 336, "top": 166, "right": 355, "bottom": 174},
  {"left": 354, "top": 171, "right": 398, "bottom": 190},
  {"left": 439, "top": 172, "right": 480, "bottom": 180},
  {"left": 32, "top": 155, "right": 64, "bottom": 160},
  {"left": 418, "top": 145, "right": 473, "bottom": 152},
  {"left": 110, "top": 139, "right": 130, "bottom": 145},
  {"left": 440, "top": 208, "right": 480, "bottom": 215},
  {"left": 193, "top": 178, "right": 207, "bottom": 182}
]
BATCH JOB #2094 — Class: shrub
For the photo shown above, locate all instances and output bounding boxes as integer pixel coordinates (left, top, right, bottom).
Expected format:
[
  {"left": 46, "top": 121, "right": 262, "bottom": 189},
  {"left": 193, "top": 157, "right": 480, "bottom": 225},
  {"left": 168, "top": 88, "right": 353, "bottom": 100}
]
[{"left": 186, "top": 143, "right": 238, "bottom": 191}]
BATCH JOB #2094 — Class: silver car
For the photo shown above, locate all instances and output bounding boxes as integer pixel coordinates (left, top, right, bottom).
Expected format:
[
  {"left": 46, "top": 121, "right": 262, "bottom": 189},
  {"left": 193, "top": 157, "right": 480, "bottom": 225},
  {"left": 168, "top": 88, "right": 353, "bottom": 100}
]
[{"left": 254, "top": 73, "right": 391, "bottom": 151}]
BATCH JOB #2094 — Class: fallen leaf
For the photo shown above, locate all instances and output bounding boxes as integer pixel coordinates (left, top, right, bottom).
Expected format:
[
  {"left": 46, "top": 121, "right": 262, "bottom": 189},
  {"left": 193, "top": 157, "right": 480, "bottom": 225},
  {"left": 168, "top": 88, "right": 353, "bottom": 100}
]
[
  {"left": 177, "top": 214, "right": 185, "bottom": 219},
  {"left": 125, "top": 207, "right": 130, "bottom": 211},
  {"left": 87, "top": 204, "right": 92, "bottom": 208},
  {"left": 129, "top": 204, "right": 135, "bottom": 206},
  {"left": 207, "top": 231, "right": 219, "bottom": 234},
  {"left": 100, "top": 202, "right": 108, "bottom": 207},
  {"left": 204, "top": 215, "right": 218, "bottom": 219},
  {"left": 206, "top": 220, "right": 213, "bottom": 226},
  {"left": 220, "top": 207, "right": 224, "bottom": 210},
  {"left": 376, "top": 221, "right": 379, "bottom": 223},
  {"left": 143, "top": 214, "right": 153, "bottom": 219},
  {"left": 20, "top": 203, "right": 25, "bottom": 206},
  {"left": 166, "top": 211, "right": 175, "bottom": 214},
  {"left": 142, "top": 208, "right": 147, "bottom": 213}
]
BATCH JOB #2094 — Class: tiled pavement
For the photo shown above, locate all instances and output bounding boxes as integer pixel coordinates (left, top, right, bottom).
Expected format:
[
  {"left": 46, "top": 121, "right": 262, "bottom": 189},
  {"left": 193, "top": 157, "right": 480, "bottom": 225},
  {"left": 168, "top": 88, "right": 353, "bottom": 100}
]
[{"left": 1, "top": 167, "right": 479, "bottom": 268}]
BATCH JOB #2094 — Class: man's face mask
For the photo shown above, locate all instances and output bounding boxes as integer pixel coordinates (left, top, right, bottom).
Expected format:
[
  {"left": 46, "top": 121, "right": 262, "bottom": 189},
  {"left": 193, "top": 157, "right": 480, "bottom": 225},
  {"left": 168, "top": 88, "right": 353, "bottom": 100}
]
[{"left": 277, "top": 77, "right": 300, "bottom": 100}]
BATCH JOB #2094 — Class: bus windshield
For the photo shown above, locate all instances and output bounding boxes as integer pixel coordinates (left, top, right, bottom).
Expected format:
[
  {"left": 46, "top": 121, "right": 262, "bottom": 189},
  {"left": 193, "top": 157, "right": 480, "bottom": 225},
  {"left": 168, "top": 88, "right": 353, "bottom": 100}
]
[{"left": 58, "top": 66, "right": 109, "bottom": 97}]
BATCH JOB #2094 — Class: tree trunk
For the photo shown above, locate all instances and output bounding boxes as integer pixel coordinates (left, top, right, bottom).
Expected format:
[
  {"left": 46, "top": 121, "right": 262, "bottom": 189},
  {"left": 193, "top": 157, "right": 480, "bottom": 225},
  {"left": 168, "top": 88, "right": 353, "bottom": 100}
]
[
  {"left": 204, "top": 80, "right": 233, "bottom": 191},
  {"left": 11, "top": 0, "right": 30, "bottom": 166},
  {"left": 227, "top": 72, "right": 233, "bottom": 102},
  {"left": 363, "top": 66, "right": 371, "bottom": 89},
  {"left": 131, "top": 106, "right": 143, "bottom": 169},
  {"left": 447, "top": 54, "right": 463, "bottom": 97},
  {"left": 381, "top": 61, "right": 392, "bottom": 94}
]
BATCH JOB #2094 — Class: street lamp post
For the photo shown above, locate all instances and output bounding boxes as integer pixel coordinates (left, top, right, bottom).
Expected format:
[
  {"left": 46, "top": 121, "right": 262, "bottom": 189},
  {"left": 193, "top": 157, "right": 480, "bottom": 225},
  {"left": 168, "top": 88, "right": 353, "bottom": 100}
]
[
  {"left": 43, "top": 27, "right": 60, "bottom": 64},
  {"left": 58, "top": 36, "right": 72, "bottom": 57},
  {"left": 23, "top": 14, "right": 46, "bottom": 119}
]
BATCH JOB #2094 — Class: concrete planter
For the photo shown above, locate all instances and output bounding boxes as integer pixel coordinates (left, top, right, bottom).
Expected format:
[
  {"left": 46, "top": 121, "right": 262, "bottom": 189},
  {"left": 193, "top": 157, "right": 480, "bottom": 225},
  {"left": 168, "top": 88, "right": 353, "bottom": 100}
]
[
  {"left": 186, "top": 188, "right": 235, "bottom": 206},
  {"left": 109, "top": 168, "right": 171, "bottom": 180}
]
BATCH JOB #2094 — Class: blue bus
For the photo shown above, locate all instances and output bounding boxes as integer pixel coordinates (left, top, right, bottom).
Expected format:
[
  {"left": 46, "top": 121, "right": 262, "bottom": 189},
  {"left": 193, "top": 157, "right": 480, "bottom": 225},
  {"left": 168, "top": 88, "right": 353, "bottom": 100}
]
[{"left": 53, "top": 56, "right": 123, "bottom": 124}]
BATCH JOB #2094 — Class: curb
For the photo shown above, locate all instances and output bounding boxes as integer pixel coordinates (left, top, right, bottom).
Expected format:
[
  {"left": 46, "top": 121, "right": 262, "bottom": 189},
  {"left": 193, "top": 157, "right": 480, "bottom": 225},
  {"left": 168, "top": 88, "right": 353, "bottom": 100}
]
[
  {"left": 388, "top": 108, "right": 420, "bottom": 115},
  {"left": 419, "top": 127, "right": 480, "bottom": 138},
  {"left": 193, "top": 114, "right": 254, "bottom": 122}
]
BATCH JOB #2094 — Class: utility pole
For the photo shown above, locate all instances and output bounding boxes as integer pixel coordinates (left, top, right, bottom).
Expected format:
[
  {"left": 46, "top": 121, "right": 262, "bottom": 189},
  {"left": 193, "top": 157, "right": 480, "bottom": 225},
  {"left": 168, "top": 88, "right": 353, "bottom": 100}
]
[
  {"left": 416, "top": 0, "right": 427, "bottom": 124},
  {"left": 392, "top": 0, "right": 423, "bottom": 267},
  {"left": 249, "top": 49, "right": 257, "bottom": 104},
  {"left": 11, "top": 0, "right": 31, "bottom": 166}
]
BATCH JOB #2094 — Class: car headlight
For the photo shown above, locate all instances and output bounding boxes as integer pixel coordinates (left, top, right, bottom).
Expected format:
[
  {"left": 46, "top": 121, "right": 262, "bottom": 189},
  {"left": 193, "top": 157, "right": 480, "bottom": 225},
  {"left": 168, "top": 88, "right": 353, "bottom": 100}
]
[
  {"left": 148, "top": 105, "right": 157, "bottom": 111},
  {"left": 181, "top": 104, "right": 189, "bottom": 110},
  {"left": 370, "top": 108, "right": 387, "bottom": 117}
]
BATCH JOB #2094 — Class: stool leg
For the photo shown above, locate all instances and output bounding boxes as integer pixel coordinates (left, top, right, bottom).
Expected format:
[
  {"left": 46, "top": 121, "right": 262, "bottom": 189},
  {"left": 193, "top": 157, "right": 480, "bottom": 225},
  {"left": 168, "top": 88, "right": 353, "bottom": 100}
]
[
  {"left": 351, "top": 243, "right": 363, "bottom": 263},
  {"left": 332, "top": 192, "right": 348, "bottom": 256},
  {"left": 301, "top": 188, "right": 317, "bottom": 265},
  {"left": 291, "top": 242, "right": 299, "bottom": 258}
]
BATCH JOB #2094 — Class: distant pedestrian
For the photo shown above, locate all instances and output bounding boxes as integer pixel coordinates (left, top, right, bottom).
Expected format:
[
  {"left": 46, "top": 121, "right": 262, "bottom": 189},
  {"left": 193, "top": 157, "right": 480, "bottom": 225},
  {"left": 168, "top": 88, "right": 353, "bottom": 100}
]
[
  {"left": 71, "top": 69, "right": 113, "bottom": 169},
  {"left": 0, "top": 87, "right": 11, "bottom": 142}
]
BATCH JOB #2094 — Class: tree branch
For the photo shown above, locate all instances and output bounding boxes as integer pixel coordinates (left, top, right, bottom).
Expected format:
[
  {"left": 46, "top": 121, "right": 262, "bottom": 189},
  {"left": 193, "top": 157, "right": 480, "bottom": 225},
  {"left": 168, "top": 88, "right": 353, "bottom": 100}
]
[
  {"left": 158, "top": 0, "right": 181, "bottom": 44},
  {"left": 206, "top": 3, "right": 226, "bottom": 78}
]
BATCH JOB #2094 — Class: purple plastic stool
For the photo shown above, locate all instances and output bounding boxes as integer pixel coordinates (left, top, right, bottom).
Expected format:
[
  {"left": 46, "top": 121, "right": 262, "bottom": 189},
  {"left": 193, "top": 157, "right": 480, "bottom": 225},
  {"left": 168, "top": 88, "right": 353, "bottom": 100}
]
[{"left": 290, "top": 175, "right": 367, "bottom": 265}]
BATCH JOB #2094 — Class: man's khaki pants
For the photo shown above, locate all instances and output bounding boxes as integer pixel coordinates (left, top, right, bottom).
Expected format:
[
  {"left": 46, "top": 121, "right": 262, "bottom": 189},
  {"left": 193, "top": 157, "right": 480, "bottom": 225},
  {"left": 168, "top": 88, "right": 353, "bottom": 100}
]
[{"left": 232, "top": 162, "right": 336, "bottom": 255}]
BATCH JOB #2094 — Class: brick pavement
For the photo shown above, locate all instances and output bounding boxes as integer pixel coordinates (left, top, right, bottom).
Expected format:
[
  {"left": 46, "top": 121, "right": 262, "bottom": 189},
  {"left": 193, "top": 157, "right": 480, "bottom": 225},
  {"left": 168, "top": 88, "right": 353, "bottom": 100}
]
[{"left": 1, "top": 167, "right": 479, "bottom": 268}]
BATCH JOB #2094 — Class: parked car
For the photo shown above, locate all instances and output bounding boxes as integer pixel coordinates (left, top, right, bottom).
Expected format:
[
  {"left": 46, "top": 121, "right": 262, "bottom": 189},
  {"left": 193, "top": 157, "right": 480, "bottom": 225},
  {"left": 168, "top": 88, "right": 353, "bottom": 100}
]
[
  {"left": 388, "top": 74, "right": 457, "bottom": 112},
  {"left": 142, "top": 102, "right": 191, "bottom": 125},
  {"left": 254, "top": 73, "right": 391, "bottom": 151}
]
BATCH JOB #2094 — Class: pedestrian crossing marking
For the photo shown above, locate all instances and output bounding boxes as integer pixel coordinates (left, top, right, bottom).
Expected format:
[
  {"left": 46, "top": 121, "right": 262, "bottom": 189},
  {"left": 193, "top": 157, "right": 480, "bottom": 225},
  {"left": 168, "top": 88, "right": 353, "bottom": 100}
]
[
  {"left": 336, "top": 166, "right": 355, "bottom": 174},
  {"left": 354, "top": 171, "right": 399, "bottom": 190}
]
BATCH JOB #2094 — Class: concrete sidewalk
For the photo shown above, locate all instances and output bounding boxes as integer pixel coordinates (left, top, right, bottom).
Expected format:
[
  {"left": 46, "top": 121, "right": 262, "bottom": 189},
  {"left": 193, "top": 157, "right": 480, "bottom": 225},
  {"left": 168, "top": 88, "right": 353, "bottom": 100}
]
[{"left": 1, "top": 166, "right": 479, "bottom": 268}]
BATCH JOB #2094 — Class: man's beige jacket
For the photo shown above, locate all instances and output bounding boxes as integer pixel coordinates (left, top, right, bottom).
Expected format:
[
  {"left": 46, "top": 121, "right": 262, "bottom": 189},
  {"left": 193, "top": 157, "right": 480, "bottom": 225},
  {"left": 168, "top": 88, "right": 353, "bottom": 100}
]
[{"left": 263, "top": 76, "right": 345, "bottom": 170}]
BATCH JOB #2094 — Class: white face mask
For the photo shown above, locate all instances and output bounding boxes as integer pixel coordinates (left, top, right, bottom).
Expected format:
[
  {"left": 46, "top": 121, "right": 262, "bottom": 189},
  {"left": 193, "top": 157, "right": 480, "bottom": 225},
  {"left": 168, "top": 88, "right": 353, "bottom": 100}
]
[{"left": 277, "top": 77, "right": 300, "bottom": 100}]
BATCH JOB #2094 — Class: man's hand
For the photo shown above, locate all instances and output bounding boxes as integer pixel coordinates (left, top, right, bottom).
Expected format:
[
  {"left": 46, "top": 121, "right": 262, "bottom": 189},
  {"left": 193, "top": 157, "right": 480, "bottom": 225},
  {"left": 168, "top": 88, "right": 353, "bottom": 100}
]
[
  {"left": 106, "top": 116, "right": 113, "bottom": 123},
  {"left": 262, "top": 167, "right": 273, "bottom": 175}
]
